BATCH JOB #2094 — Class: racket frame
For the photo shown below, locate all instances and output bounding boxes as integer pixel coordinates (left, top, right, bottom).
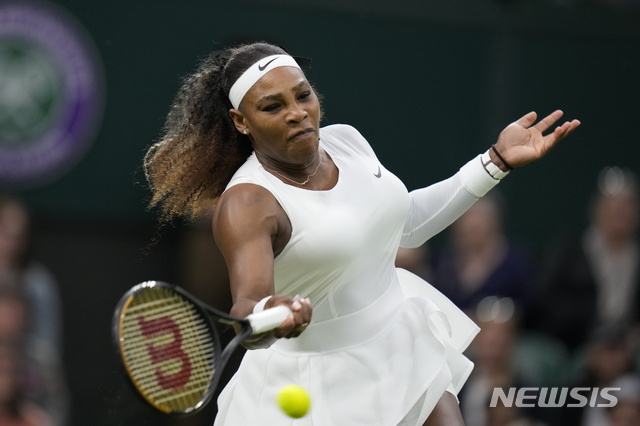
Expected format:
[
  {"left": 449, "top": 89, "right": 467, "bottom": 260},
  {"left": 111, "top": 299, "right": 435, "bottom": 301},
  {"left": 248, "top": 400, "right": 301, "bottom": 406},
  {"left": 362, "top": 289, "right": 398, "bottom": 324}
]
[{"left": 112, "top": 280, "right": 253, "bottom": 415}]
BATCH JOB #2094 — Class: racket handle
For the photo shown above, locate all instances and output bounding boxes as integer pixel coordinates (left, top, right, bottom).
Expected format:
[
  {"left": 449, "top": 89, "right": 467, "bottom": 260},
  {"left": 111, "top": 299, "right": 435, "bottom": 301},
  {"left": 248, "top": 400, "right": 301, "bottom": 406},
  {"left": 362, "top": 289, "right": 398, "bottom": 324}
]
[{"left": 247, "top": 305, "right": 292, "bottom": 334}]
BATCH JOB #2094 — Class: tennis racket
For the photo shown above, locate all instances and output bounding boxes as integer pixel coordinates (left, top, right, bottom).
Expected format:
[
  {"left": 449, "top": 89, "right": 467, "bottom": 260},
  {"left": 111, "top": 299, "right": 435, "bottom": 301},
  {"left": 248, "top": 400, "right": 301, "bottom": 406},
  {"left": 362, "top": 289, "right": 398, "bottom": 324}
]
[{"left": 112, "top": 280, "right": 291, "bottom": 414}]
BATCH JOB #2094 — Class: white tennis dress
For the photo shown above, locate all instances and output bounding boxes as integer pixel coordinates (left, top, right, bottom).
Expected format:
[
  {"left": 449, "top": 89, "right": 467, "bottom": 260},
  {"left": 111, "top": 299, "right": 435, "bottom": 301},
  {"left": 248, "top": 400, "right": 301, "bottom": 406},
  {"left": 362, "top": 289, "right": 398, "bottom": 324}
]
[{"left": 213, "top": 124, "right": 501, "bottom": 425}]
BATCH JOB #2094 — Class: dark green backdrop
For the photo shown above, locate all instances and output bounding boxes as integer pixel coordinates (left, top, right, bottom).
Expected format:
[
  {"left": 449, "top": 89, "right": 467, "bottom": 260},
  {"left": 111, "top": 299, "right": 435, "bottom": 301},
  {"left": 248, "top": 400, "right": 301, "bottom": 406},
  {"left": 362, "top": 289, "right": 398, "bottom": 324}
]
[
  {"left": 8, "top": 0, "right": 640, "bottom": 425},
  {"left": 21, "top": 0, "right": 640, "bottom": 246}
]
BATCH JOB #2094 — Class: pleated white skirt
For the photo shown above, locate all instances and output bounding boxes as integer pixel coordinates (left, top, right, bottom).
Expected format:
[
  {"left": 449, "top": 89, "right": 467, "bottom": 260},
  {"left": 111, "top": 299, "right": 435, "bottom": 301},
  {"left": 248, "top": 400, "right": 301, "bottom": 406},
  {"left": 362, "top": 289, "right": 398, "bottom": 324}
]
[{"left": 214, "top": 268, "right": 479, "bottom": 426}]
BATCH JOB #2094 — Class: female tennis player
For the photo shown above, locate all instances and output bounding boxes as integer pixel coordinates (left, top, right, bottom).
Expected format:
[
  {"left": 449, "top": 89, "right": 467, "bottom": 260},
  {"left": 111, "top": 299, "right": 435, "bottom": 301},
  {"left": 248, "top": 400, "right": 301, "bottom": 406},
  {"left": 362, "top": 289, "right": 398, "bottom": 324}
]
[{"left": 143, "top": 42, "right": 580, "bottom": 425}]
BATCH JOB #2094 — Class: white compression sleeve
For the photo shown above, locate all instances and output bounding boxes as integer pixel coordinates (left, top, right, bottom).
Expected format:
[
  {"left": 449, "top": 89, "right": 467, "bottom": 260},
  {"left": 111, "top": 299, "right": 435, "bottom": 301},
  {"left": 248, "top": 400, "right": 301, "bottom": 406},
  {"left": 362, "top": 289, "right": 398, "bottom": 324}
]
[{"left": 400, "top": 154, "right": 501, "bottom": 248}]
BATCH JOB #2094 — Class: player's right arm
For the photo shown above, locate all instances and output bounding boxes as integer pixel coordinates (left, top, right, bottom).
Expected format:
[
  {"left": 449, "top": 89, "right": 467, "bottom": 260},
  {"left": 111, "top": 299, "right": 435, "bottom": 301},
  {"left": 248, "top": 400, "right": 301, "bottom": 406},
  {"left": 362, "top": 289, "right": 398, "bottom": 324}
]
[{"left": 212, "top": 183, "right": 311, "bottom": 346}]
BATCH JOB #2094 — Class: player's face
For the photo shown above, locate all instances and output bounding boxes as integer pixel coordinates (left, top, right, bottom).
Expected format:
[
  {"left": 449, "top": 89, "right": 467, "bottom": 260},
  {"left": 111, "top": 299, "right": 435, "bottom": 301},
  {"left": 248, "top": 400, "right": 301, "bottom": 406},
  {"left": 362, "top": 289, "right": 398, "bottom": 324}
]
[{"left": 232, "top": 67, "right": 321, "bottom": 168}]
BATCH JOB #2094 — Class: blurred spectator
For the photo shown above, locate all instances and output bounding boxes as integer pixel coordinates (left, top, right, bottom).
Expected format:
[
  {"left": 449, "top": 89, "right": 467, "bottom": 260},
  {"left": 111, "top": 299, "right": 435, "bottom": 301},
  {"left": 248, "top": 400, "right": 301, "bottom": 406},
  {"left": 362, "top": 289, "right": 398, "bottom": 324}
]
[
  {"left": 0, "top": 195, "right": 63, "bottom": 355},
  {"left": 530, "top": 167, "right": 639, "bottom": 352},
  {"left": 0, "top": 196, "right": 69, "bottom": 425},
  {"left": 430, "top": 191, "right": 535, "bottom": 318},
  {"left": 485, "top": 397, "right": 549, "bottom": 426},
  {"left": 461, "top": 297, "right": 548, "bottom": 426},
  {"left": 0, "top": 339, "right": 53, "bottom": 426},
  {"left": 0, "top": 276, "right": 29, "bottom": 343},
  {"left": 607, "top": 374, "right": 640, "bottom": 426},
  {"left": 564, "top": 324, "right": 640, "bottom": 426},
  {"left": 395, "top": 244, "right": 431, "bottom": 280}
]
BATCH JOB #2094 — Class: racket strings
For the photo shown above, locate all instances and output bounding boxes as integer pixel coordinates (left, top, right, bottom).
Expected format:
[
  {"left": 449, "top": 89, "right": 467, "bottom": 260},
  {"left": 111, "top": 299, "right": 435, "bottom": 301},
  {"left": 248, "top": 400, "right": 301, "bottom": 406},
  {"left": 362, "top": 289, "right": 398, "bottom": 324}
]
[{"left": 119, "top": 288, "right": 218, "bottom": 412}]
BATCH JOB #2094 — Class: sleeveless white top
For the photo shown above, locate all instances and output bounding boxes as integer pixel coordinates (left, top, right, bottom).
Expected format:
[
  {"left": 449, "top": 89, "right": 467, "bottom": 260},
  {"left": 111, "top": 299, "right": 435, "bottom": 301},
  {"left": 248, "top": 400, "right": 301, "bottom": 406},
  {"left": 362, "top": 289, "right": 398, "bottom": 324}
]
[{"left": 214, "top": 124, "right": 499, "bottom": 425}]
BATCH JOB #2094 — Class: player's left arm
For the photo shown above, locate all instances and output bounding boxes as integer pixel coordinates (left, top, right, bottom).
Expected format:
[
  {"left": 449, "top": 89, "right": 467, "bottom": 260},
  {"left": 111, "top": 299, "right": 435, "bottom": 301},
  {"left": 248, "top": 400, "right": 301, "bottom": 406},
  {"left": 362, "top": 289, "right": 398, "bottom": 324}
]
[{"left": 400, "top": 110, "right": 580, "bottom": 248}]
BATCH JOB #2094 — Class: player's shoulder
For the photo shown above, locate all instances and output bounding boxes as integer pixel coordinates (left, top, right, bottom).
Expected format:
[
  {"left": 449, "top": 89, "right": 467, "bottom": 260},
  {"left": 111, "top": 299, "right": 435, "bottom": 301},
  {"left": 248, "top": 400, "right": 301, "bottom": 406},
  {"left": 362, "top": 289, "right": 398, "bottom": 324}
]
[
  {"left": 214, "top": 182, "right": 281, "bottom": 238},
  {"left": 217, "top": 182, "right": 279, "bottom": 220},
  {"left": 320, "top": 124, "right": 377, "bottom": 159},
  {"left": 321, "top": 123, "right": 365, "bottom": 140}
]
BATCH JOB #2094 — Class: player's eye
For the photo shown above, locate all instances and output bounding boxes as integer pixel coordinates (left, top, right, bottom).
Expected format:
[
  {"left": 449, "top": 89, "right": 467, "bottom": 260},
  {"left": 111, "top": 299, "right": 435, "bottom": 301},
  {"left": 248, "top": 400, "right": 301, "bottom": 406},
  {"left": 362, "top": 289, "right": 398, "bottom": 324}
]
[
  {"left": 262, "top": 103, "right": 281, "bottom": 113},
  {"left": 299, "top": 91, "right": 311, "bottom": 101}
]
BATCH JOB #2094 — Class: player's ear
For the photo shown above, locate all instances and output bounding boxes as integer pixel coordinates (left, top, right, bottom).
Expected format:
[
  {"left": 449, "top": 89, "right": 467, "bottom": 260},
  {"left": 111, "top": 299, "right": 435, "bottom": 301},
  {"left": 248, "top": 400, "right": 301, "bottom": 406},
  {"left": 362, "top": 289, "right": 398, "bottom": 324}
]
[{"left": 229, "top": 109, "right": 248, "bottom": 135}]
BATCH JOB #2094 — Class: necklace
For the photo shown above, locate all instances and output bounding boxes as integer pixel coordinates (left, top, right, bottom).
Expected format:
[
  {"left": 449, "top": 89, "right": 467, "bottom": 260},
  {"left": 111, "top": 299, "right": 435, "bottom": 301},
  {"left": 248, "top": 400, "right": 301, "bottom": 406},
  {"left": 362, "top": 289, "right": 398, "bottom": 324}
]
[{"left": 264, "top": 155, "right": 322, "bottom": 186}]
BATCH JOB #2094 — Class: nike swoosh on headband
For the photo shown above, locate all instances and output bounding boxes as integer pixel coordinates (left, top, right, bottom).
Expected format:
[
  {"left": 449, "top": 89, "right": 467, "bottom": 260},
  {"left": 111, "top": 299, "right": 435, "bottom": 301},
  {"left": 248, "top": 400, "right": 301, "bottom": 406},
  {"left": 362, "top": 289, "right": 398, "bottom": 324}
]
[
  {"left": 228, "top": 55, "right": 301, "bottom": 109},
  {"left": 258, "top": 57, "right": 279, "bottom": 71}
]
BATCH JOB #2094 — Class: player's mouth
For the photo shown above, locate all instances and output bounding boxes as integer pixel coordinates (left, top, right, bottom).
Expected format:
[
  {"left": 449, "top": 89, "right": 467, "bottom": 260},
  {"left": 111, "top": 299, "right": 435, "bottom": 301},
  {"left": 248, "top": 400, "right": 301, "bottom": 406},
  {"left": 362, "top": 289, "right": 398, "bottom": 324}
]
[{"left": 288, "top": 128, "right": 315, "bottom": 142}]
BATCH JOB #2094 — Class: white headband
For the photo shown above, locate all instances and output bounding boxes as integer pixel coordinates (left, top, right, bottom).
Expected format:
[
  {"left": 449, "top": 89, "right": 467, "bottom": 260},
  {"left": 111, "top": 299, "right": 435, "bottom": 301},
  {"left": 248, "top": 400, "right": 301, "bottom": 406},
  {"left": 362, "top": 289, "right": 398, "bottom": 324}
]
[{"left": 228, "top": 54, "right": 301, "bottom": 109}]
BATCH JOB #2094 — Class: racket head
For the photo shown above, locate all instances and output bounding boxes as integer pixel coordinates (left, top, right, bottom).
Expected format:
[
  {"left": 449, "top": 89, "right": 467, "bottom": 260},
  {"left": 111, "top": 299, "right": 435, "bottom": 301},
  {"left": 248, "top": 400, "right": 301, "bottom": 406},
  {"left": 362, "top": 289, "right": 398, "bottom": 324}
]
[{"left": 112, "top": 281, "right": 222, "bottom": 414}]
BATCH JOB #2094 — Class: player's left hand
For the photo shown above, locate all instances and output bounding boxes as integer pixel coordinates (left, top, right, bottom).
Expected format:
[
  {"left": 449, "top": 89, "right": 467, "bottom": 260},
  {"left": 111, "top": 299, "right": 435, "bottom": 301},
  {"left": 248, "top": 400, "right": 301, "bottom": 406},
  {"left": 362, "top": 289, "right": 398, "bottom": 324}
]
[{"left": 493, "top": 110, "right": 581, "bottom": 169}]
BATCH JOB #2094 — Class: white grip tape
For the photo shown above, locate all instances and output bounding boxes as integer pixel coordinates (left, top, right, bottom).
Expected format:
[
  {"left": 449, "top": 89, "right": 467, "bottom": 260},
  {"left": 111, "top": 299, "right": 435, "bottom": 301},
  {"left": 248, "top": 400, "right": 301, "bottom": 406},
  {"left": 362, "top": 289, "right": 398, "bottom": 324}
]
[
  {"left": 253, "top": 295, "right": 272, "bottom": 313},
  {"left": 246, "top": 305, "right": 292, "bottom": 334}
]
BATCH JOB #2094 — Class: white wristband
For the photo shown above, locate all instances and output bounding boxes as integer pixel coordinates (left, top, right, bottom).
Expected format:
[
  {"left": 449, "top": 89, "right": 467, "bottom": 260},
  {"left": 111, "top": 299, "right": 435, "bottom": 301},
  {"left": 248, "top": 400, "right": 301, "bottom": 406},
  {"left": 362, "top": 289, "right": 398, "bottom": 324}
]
[
  {"left": 253, "top": 296, "right": 273, "bottom": 313},
  {"left": 481, "top": 150, "right": 510, "bottom": 180}
]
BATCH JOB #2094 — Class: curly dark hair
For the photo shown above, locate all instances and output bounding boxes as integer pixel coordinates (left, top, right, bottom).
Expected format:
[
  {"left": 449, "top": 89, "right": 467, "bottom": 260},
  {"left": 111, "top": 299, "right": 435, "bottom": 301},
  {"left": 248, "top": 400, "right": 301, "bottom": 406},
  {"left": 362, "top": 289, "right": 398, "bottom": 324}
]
[{"left": 143, "top": 42, "right": 288, "bottom": 222}]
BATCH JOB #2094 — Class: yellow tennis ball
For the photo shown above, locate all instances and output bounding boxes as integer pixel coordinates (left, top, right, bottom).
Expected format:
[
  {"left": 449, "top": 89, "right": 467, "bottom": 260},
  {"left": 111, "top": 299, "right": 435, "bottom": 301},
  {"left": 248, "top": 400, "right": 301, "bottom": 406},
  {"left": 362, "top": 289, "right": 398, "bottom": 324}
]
[{"left": 277, "top": 385, "right": 311, "bottom": 418}]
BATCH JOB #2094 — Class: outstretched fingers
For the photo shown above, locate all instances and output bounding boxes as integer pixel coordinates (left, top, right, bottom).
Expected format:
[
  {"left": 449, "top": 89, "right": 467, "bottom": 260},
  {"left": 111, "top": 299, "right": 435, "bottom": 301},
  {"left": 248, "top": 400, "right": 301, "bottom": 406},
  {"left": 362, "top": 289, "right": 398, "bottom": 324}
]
[
  {"left": 533, "top": 110, "right": 565, "bottom": 133},
  {"left": 548, "top": 119, "right": 581, "bottom": 145},
  {"left": 515, "top": 111, "right": 538, "bottom": 128},
  {"left": 496, "top": 110, "right": 580, "bottom": 166}
]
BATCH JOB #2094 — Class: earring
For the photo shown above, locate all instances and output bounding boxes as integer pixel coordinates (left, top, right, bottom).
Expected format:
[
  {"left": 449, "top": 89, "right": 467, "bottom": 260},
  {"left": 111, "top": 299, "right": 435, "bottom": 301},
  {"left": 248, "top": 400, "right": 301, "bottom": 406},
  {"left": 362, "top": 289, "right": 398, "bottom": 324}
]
[{"left": 243, "top": 129, "right": 248, "bottom": 135}]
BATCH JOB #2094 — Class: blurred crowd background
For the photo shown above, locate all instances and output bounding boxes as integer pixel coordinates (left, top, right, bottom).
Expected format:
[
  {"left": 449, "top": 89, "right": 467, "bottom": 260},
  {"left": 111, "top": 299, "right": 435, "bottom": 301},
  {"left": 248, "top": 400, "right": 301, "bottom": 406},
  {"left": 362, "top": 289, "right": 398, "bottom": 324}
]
[{"left": 0, "top": 0, "right": 639, "bottom": 425}]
